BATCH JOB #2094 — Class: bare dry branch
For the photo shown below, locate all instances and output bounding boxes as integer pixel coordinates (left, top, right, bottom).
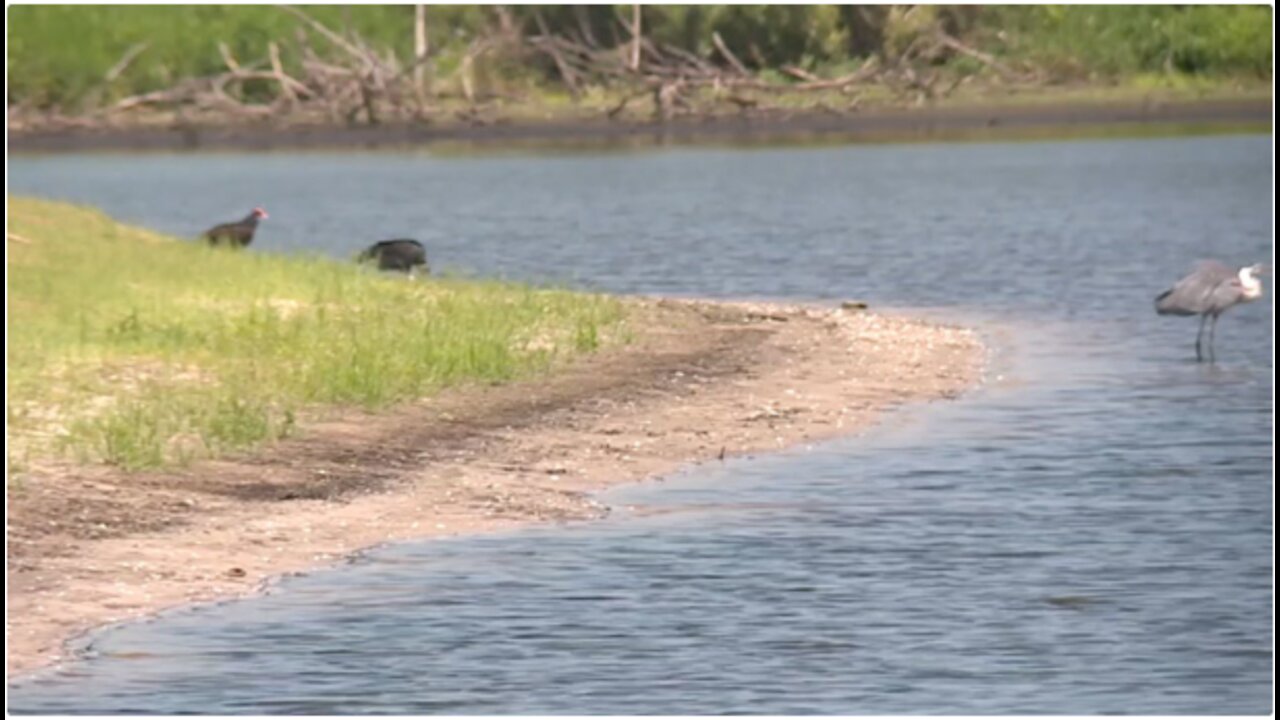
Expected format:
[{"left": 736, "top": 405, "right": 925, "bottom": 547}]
[
  {"left": 630, "top": 4, "right": 642, "bottom": 72},
  {"left": 660, "top": 43, "right": 716, "bottom": 74},
  {"left": 573, "top": 6, "right": 599, "bottom": 49},
  {"left": 278, "top": 4, "right": 375, "bottom": 68},
  {"left": 218, "top": 42, "right": 242, "bottom": 73},
  {"left": 268, "top": 42, "right": 300, "bottom": 103},
  {"left": 934, "top": 32, "right": 1019, "bottom": 81},
  {"left": 781, "top": 65, "right": 820, "bottom": 83},
  {"left": 413, "top": 4, "right": 429, "bottom": 93},
  {"left": 104, "top": 43, "right": 149, "bottom": 83},
  {"left": 605, "top": 86, "right": 651, "bottom": 119},
  {"left": 532, "top": 10, "right": 581, "bottom": 96},
  {"left": 712, "top": 32, "right": 749, "bottom": 76},
  {"left": 110, "top": 82, "right": 202, "bottom": 113}
]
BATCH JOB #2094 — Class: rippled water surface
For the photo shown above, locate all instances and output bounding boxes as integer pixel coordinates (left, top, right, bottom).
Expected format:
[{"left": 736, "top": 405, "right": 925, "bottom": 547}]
[{"left": 8, "top": 134, "right": 1274, "bottom": 714}]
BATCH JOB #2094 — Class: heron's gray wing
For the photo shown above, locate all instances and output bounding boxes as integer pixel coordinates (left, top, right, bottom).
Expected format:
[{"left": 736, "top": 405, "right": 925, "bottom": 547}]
[
  {"left": 1155, "top": 260, "right": 1235, "bottom": 315},
  {"left": 1190, "top": 260, "right": 1235, "bottom": 280},
  {"left": 1203, "top": 274, "right": 1248, "bottom": 314}
]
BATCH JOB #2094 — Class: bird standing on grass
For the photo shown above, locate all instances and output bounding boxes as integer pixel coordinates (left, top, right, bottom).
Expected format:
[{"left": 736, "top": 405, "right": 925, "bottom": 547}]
[
  {"left": 202, "top": 207, "right": 268, "bottom": 247},
  {"left": 1155, "top": 260, "right": 1268, "bottom": 362},
  {"left": 357, "top": 239, "right": 429, "bottom": 276}
]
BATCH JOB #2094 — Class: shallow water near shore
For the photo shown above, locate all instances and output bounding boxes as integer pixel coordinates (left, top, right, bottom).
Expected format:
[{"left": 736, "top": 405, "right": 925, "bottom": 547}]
[{"left": 7, "top": 134, "right": 1274, "bottom": 713}]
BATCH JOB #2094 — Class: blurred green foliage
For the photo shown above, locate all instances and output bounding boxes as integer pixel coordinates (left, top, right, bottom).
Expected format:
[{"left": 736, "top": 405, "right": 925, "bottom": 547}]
[
  {"left": 6, "top": 4, "right": 1273, "bottom": 111},
  {"left": 982, "top": 5, "right": 1273, "bottom": 78}
]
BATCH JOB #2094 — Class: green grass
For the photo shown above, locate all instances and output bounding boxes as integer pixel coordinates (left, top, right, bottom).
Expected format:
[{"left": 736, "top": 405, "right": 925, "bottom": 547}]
[
  {"left": 7, "top": 6, "right": 1271, "bottom": 113},
  {"left": 982, "top": 5, "right": 1272, "bottom": 79},
  {"left": 6, "top": 197, "right": 627, "bottom": 470}
]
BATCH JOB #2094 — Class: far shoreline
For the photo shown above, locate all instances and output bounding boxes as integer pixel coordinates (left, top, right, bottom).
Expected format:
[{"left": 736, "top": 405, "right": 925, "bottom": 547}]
[{"left": 8, "top": 96, "right": 1270, "bottom": 154}]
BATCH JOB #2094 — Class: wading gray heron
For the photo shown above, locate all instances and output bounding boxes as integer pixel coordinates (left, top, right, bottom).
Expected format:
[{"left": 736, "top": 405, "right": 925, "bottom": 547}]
[{"left": 1155, "top": 260, "right": 1268, "bottom": 361}]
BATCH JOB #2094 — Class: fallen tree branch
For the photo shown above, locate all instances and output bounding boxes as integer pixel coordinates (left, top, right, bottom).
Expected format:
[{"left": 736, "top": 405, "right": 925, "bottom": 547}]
[
  {"left": 109, "top": 81, "right": 205, "bottom": 113},
  {"left": 457, "top": 39, "right": 493, "bottom": 105},
  {"left": 532, "top": 10, "right": 582, "bottom": 96},
  {"left": 629, "top": 4, "right": 642, "bottom": 72},
  {"left": 413, "top": 3, "right": 429, "bottom": 97},
  {"left": 712, "top": 31, "right": 749, "bottom": 76},
  {"left": 604, "top": 85, "right": 653, "bottom": 119},
  {"left": 934, "top": 32, "right": 1018, "bottom": 81},
  {"left": 104, "top": 43, "right": 149, "bottom": 83},
  {"left": 218, "top": 42, "right": 242, "bottom": 73},
  {"left": 572, "top": 5, "right": 599, "bottom": 49},
  {"left": 660, "top": 42, "right": 717, "bottom": 75},
  {"left": 278, "top": 4, "right": 376, "bottom": 69},
  {"left": 781, "top": 65, "right": 820, "bottom": 83},
  {"left": 268, "top": 41, "right": 304, "bottom": 102},
  {"left": 786, "top": 56, "right": 881, "bottom": 91}
]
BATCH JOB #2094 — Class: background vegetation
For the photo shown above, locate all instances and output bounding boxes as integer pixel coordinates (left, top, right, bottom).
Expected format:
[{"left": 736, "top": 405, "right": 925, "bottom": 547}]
[
  {"left": 7, "top": 5, "right": 1272, "bottom": 114},
  {"left": 7, "top": 197, "right": 627, "bottom": 471}
]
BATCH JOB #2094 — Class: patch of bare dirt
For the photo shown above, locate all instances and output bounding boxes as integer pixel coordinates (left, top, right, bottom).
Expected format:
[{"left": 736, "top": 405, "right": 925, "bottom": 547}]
[{"left": 6, "top": 298, "right": 984, "bottom": 677}]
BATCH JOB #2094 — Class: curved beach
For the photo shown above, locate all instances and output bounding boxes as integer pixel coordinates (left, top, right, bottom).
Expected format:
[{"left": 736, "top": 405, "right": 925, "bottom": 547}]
[{"left": 7, "top": 295, "right": 982, "bottom": 676}]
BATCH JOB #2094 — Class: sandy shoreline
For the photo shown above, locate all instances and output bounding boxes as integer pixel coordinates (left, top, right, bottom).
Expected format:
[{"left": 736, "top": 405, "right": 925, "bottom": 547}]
[
  {"left": 8, "top": 97, "right": 1270, "bottom": 154},
  {"left": 6, "top": 298, "right": 984, "bottom": 678}
]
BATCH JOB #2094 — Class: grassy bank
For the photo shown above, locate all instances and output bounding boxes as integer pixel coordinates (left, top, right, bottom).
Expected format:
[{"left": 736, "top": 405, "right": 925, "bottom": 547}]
[{"left": 6, "top": 198, "right": 627, "bottom": 471}]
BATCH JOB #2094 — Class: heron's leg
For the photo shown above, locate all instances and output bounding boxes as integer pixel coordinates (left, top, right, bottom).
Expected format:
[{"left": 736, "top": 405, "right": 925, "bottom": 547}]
[
  {"left": 1207, "top": 314, "right": 1219, "bottom": 362},
  {"left": 1195, "top": 315, "right": 1207, "bottom": 362}
]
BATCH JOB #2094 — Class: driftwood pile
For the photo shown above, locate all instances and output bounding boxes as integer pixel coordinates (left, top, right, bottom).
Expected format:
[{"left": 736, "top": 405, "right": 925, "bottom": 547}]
[
  {"left": 93, "top": 6, "right": 449, "bottom": 127},
  {"left": 525, "top": 12, "right": 1027, "bottom": 121},
  {"left": 31, "top": 4, "right": 1028, "bottom": 130}
]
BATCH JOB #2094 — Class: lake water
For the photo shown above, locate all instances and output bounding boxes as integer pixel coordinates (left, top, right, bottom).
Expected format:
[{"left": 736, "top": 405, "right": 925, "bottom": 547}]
[{"left": 7, "top": 134, "right": 1274, "bottom": 714}]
